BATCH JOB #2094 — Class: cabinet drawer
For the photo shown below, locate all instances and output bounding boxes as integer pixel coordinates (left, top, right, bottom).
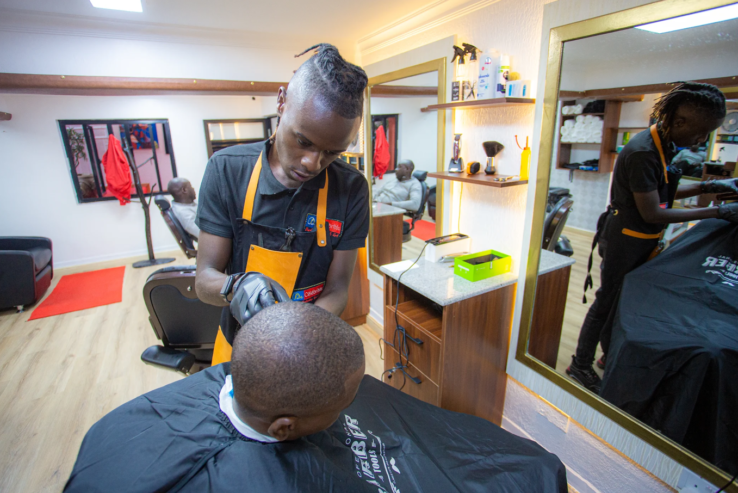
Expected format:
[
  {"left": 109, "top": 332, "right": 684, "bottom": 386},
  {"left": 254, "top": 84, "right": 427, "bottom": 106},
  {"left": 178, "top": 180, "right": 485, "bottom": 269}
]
[
  {"left": 384, "top": 306, "right": 441, "bottom": 384},
  {"left": 383, "top": 347, "right": 439, "bottom": 406}
]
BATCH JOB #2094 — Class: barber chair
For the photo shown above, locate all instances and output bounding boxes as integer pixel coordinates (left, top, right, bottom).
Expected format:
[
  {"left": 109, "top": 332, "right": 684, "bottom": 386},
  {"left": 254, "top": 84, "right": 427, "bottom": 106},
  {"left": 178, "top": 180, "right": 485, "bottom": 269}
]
[
  {"left": 542, "top": 197, "right": 574, "bottom": 257},
  {"left": 155, "top": 195, "right": 197, "bottom": 259},
  {"left": 547, "top": 188, "right": 571, "bottom": 213},
  {"left": 427, "top": 186, "right": 436, "bottom": 221},
  {"left": 0, "top": 237, "right": 53, "bottom": 312},
  {"left": 402, "top": 171, "right": 430, "bottom": 243},
  {"left": 140, "top": 265, "right": 222, "bottom": 374}
]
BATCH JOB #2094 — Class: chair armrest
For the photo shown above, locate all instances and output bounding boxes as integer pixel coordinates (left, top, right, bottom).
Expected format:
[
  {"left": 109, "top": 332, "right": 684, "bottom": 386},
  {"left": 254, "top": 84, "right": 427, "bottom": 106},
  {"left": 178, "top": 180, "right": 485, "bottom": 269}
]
[
  {"left": 141, "top": 345, "right": 196, "bottom": 374},
  {"left": 0, "top": 237, "right": 52, "bottom": 252}
]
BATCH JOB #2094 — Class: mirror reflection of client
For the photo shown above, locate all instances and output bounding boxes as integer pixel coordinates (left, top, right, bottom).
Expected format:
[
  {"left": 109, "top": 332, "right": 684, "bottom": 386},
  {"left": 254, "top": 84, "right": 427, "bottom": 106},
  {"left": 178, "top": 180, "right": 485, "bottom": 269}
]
[
  {"left": 64, "top": 302, "right": 567, "bottom": 492},
  {"left": 567, "top": 82, "right": 738, "bottom": 393},
  {"left": 167, "top": 177, "right": 200, "bottom": 240},
  {"left": 373, "top": 159, "right": 422, "bottom": 211}
]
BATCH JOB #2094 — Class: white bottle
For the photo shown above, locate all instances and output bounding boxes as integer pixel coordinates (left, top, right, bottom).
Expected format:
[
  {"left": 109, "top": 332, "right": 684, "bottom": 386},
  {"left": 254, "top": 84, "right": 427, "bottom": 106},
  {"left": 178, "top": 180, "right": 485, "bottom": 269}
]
[
  {"left": 495, "top": 54, "right": 510, "bottom": 99},
  {"left": 477, "top": 50, "right": 496, "bottom": 100}
]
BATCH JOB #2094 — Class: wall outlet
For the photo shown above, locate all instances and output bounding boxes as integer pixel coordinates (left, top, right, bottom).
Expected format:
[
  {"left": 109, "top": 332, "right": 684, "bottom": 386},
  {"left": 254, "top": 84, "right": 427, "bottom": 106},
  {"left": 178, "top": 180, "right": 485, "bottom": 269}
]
[{"left": 677, "top": 468, "right": 719, "bottom": 493}]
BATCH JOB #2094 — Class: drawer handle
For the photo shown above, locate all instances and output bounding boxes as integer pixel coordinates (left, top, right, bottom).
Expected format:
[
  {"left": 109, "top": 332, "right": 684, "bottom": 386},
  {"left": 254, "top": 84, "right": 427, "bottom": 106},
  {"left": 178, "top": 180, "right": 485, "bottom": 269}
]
[{"left": 398, "top": 325, "right": 423, "bottom": 346}]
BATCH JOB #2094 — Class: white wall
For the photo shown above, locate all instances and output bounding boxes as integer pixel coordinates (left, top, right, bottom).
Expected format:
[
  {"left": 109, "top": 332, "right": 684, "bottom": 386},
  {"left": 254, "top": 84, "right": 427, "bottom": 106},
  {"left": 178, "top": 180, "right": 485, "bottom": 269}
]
[{"left": 0, "top": 93, "right": 276, "bottom": 267}]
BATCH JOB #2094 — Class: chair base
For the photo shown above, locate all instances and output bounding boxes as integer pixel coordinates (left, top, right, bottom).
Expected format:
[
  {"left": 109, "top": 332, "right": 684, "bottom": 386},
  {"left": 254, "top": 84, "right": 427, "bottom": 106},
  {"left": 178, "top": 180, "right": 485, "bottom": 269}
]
[{"left": 133, "top": 258, "right": 176, "bottom": 269}]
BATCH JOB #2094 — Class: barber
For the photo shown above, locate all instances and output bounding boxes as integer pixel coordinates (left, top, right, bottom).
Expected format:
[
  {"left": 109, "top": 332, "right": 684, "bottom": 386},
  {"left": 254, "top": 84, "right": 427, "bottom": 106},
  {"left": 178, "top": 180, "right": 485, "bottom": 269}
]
[
  {"left": 567, "top": 82, "right": 738, "bottom": 393},
  {"left": 195, "top": 44, "right": 370, "bottom": 365}
]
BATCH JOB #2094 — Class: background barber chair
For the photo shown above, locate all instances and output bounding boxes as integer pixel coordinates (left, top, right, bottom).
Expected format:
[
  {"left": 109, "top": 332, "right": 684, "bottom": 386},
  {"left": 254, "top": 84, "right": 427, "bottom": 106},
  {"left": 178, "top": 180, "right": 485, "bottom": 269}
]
[
  {"left": 402, "top": 171, "right": 430, "bottom": 243},
  {"left": 155, "top": 195, "right": 197, "bottom": 259},
  {"left": 542, "top": 197, "right": 574, "bottom": 257},
  {"left": 140, "top": 265, "right": 221, "bottom": 374},
  {"left": 0, "top": 237, "right": 53, "bottom": 312},
  {"left": 547, "top": 187, "right": 572, "bottom": 213},
  {"left": 427, "top": 186, "right": 436, "bottom": 221}
]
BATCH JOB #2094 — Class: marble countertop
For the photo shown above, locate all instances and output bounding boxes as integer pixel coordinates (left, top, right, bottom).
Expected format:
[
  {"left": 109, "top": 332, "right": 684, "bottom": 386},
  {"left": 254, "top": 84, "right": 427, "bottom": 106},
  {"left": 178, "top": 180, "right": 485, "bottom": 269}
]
[
  {"left": 372, "top": 203, "right": 406, "bottom": 217},
  {"left": 380, "top": 249, "right": 575, "bottom": 306}
]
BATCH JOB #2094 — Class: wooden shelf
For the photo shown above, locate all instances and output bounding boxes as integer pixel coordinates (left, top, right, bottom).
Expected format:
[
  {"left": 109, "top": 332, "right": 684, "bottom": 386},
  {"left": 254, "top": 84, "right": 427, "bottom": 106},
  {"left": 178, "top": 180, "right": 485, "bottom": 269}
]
[
  {"left": 555, "top": 100, "right": 621, "bottom": 174},
  {"left": 617, "top": 127, "right": 648, "bottom": 131},
  {"left": 563, "top": 112, "right": 604, "bottom": 119},
  {"left": 428, "top": 171, "right": 528, "bottom": 188},
  {"left": 421, "top": 97, "right": 535, "bottom": 112}
]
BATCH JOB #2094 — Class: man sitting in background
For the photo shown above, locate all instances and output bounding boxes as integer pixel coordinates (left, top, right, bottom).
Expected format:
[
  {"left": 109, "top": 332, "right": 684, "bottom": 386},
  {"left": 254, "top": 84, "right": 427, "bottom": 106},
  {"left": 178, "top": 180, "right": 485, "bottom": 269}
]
[
  {"left": 373, "top": 159, "right": 422, "bottom": 212},
  {"left": 167, "top": 177, "right": 200, "bottom": 239}
]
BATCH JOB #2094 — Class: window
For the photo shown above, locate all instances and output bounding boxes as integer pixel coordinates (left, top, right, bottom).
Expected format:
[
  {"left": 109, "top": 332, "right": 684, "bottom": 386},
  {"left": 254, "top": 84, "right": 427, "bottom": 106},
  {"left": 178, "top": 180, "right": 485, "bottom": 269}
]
[
  {"left": 59, "top": 119, "right": 177, "bottom": 203},
  {"left": 203, "top": 118, "right": 274, "bottom": 158}
]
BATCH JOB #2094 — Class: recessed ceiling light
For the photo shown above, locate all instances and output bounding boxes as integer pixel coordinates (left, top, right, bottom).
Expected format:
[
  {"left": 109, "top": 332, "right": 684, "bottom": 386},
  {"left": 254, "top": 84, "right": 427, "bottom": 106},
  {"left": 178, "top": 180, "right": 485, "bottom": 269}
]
[
  {"left": 635, "top": 3, "right": 738, "bottom": 33},
  {"left": 90, "top": 0, "right": 143, "bottom": 12}
]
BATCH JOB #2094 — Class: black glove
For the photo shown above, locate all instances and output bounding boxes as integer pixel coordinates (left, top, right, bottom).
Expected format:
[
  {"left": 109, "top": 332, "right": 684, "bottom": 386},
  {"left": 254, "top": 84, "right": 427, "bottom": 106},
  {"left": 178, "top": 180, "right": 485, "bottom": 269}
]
[
  {"left": 701, "top": 178, "right": 738, "bottom": 195},
  {"left": 717, "top": 202, "right": 738, "bottom": 224},
  {"left": 229, "top": 272, "right": 290, "bottom": 327}
]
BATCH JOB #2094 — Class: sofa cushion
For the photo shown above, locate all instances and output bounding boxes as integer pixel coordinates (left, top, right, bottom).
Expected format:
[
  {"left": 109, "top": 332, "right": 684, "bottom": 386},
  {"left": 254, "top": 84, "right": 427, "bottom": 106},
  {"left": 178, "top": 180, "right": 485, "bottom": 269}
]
[{"left": 28, "top": 247, "right": 52, "bottom": 274}]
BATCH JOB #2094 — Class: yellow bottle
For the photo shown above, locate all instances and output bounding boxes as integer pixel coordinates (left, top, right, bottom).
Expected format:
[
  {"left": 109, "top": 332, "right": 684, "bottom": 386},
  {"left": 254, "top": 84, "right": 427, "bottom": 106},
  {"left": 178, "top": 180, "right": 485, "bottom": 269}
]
[{"left": 517, "top": 135, "right": 531, "bottom": 180}]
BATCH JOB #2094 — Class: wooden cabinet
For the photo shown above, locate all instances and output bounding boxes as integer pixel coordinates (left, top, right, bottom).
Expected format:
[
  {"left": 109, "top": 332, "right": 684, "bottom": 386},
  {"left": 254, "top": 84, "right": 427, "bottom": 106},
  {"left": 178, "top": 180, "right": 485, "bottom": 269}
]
[
  {"left": 556, "top": 100, "right": 622, "bottom": 174},
  {"left": 372, "top": 213, "right": 403, "bottom": 267},
  {"left": 340, "top": 245, "right": 369, "bottom": 326},
  {"left": 382, "top": 275, "right": 515, "bottom": 426},
  {"left": 527, "top": 266, "right": 572, "bottom": 368}
]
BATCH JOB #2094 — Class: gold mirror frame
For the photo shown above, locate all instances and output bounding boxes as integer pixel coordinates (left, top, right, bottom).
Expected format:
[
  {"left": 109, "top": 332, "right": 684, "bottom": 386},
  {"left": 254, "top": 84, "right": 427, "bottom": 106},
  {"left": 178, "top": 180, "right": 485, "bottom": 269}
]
[
  {"left": 516, "top": 0, "right": 738, "bottom": 489},
  {"left": 364, "top": 58, "right": 446, "bottom": 275}
]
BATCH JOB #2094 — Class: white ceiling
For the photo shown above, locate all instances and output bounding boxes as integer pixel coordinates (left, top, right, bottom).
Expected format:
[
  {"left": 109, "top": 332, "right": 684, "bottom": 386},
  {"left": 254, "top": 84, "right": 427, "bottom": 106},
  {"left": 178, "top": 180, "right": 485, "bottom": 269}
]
[{"left": 0, "top": 0, "right": 437, "bottom": 44}]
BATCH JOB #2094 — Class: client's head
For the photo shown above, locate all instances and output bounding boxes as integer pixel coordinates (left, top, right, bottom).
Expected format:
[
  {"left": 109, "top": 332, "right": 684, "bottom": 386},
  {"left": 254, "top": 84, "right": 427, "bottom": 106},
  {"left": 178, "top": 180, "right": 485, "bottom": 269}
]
[{"left": 230, "top": 302, "right": 365, "bottom": 441}]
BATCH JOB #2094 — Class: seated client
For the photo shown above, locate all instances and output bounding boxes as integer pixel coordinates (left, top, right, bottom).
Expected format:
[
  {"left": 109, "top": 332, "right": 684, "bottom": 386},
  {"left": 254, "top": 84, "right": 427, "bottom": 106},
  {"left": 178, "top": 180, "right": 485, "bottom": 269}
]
[
  {"left": 167, "top": 177, "right": 200, "bottom": 239},
  {"left": 65, "top": 303, "right": 566, "bottom": 492},
  {"left": 373, "top": 159, "right": 422, "bottom": 212}
]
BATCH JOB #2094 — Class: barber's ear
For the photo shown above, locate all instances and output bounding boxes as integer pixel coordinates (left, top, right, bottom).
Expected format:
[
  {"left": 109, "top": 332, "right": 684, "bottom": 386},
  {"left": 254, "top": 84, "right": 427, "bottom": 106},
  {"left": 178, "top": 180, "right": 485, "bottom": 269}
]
[
  {"left": 268, "top": 416, "right": 297, "bottom": 441},
  {"left": 671, "top": 116, "right": 687, "bottom": 129},
  {"left": 276, "top": 87, "right": 287, "bottom": 117}
]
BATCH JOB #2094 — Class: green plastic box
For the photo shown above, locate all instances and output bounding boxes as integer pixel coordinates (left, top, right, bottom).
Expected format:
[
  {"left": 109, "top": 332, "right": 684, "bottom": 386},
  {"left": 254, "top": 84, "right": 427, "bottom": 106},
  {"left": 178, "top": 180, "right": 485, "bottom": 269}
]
[{"left": 454, "top": 249, "right": 512, "bottom": 282}]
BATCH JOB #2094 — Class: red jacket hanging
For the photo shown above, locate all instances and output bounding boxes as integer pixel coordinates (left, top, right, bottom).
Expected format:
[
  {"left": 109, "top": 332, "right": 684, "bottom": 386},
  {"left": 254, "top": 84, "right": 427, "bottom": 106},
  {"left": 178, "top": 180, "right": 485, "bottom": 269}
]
[
  {"left": 373, "top": 125, "right": 390, "bottom": 179},
  {"left": 102, "top": 134, "right": 132, "bottom": 205}
]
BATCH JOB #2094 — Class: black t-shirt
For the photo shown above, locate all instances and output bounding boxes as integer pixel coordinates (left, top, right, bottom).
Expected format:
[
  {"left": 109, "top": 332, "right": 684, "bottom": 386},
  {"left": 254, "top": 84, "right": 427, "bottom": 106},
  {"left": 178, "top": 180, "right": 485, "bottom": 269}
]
[
  {"left": 196, "top": 140, "right": 370, "bottom": 275},
  {"left": 610, "top": 129, "right": 676, "bottom": 233}
]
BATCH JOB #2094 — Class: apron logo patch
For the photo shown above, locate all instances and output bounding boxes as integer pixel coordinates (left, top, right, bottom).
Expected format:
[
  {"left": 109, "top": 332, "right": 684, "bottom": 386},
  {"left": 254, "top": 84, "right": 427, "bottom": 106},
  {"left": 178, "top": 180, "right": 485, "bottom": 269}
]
[
  {"left": 304, "top": 214, "right": 343, "bottom": 237},
  {"left": 291, "top": 282, "right": 325, "bottom": 302},
  {"left": 659, "top": 202, "right": 669, "bottom": 209}
]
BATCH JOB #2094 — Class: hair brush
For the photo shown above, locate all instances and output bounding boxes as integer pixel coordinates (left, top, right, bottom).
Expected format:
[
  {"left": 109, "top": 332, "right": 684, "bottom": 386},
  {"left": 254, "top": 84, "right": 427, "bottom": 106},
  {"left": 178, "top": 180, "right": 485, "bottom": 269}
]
[{"left": 482, "top": 141, "right": 504, "bottom": 175}]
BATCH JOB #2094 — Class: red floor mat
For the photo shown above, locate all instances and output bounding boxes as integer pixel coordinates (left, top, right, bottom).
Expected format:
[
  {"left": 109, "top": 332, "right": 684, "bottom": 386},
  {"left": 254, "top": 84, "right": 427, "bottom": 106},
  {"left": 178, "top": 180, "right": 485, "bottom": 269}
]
[
  {"left": 406, "top": 219, "right": 436, "bottom": 241},
  {"left": 28, "top": 266, "right": 125, "bottom": 320}
]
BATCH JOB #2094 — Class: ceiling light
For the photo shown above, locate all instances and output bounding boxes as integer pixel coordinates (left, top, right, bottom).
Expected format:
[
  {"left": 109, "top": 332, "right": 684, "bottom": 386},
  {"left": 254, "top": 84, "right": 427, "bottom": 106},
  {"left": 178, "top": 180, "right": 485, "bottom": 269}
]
[
  {"left": 635, "top": 3, "right": 738, "bottom": 33},
  {"left": 90, "top": 0, "right": 143, "bottom": 12}
]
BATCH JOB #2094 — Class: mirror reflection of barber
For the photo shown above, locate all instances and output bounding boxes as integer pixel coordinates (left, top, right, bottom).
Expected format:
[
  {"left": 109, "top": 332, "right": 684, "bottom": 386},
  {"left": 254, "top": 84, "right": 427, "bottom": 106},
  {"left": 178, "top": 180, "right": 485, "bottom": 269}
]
[
  {"left": 193, "top": 44, "right": 370, "bottom": 365},
  {"left": 566, "top": 82, "right": 738, "bottom": 394},
  {"left": 372, "top": 159, "right": 422, "bottom": 212}
]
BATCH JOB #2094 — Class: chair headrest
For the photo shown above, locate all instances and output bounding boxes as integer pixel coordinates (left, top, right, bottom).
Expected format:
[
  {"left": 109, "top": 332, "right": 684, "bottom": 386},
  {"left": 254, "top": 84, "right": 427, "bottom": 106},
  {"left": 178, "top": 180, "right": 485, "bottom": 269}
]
[
  {"left": 413, "top": 171, "right": 428, "bottom": 182},
  {"left": 155, "top": 195, "right": 171, "bottom": 211}
]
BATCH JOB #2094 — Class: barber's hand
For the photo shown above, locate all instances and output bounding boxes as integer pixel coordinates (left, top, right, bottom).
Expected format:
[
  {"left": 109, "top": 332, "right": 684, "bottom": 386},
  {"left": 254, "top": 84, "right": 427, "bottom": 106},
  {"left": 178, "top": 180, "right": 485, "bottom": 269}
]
[
  {"left": 702, "top": 178, "right": 738, "bottom": 195},
  {"left": 717, "top": 202, "right": 738, "bottom": 223},
  {"left": 229, "top": 272, "right": 290, "bottom": 327}
]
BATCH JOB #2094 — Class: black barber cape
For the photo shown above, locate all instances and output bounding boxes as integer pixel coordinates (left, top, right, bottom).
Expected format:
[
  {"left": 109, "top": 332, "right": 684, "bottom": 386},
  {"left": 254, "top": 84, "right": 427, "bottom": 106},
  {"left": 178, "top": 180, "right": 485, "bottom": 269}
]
[
  {"left": 600, "top": 219, "right": 738, "bottom": 475},
  {"left": 65, "top": 365, "right": 567, "bottom": 493}
]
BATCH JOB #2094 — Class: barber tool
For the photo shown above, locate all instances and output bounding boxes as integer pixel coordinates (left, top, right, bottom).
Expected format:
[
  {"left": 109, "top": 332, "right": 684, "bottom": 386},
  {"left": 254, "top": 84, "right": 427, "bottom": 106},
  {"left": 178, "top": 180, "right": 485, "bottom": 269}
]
[
  {"left": 466, "top": 161, "right": 481, "bottom": 175},
  {"left": 449, "top": 134, "right": 464, "bottom": 173},
  {"left": 493, "top": 175, "right": 519, "bottom": 183},
  {"left": 425, "top": 233, "right": 472, "bottom": 263},
  {"left": 516, "top": 135, "right": 531, "bottom": 180},
  {"left": 482, "top": 141, "right": 504, "bottom": 175},
  {"left": 462, "top": 44, "right": 479, "bottom": 100}
]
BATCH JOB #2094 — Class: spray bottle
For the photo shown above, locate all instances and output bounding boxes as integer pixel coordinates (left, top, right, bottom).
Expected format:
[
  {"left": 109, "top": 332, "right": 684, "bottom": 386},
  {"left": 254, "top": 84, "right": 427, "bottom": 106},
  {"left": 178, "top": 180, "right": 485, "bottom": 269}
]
[
  {"left": 462, "top": 43, "right": 479, "bottom": 100},
  {"left": 451, "top": 45, "right": 466, "bottom": 101},
  {"left": 516, "top": 135, "right": 531, "bottom": 180}
]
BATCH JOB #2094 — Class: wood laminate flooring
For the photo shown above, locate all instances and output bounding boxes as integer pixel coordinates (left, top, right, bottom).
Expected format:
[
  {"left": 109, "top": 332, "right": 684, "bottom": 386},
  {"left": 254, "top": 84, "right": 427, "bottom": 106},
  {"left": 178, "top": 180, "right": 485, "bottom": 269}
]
[
  {"left": 554, "top": 227, "right": 605, "bottom": 376},
  {"left": 0, "top": 251, "right": 381, "bottom": 492}
]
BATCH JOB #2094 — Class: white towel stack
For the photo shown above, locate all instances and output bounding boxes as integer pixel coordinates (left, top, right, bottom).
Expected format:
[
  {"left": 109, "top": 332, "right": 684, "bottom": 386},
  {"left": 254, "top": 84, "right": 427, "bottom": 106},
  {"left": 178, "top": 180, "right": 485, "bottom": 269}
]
[
  {"left": 561, "top": 104, "right": 583, "bottom": 116},
  {"left": 560, "top": 114, "right": 603, "bottom": 143}
]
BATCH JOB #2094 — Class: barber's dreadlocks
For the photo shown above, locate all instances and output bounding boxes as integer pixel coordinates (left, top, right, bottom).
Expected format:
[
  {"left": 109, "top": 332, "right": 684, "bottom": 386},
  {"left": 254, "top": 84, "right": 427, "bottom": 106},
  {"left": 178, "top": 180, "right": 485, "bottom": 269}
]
[
  {"left": 651, "top": 81, "right": 726, "bottom": 140},
  {"left": 293, "top": 43, "right": 367, "bottom": 119}
]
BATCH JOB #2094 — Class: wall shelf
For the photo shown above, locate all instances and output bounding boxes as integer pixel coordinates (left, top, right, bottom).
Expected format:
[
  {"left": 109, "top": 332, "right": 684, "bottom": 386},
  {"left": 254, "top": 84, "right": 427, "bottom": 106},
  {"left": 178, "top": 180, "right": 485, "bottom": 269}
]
[
  {"left": 428, "top": 171, "right": 528, "bottom": 188},
  {"left": 556, "top": 100, "right": 622, "bottom": 174},
  {"left": 421, "top": 97, "right": 535, "bottom": 112}
]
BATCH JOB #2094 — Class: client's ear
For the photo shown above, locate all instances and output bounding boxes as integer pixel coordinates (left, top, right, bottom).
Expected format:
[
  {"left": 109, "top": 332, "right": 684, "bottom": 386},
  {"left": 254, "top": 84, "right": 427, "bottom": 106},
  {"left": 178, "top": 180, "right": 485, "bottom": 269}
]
[{"left": 268, "top": 417, "right": 297, "bottom": 441}]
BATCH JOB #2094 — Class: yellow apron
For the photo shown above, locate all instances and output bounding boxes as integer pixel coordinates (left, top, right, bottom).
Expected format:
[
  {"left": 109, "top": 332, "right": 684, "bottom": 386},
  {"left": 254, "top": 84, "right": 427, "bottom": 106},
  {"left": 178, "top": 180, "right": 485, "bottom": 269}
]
[{"left": 211, "top": 152, "right": 328, "bottom": 365}]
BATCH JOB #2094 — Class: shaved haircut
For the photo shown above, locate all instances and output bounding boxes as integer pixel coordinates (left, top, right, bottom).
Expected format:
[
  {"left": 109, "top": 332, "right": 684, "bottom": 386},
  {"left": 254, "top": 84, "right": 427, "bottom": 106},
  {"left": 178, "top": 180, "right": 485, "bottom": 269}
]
[
  {"left": 231, "top": 303, "right": 365, "bottom": 418},
  {"left": 289, "top": 44, "right": 368, "bottom": 119}
]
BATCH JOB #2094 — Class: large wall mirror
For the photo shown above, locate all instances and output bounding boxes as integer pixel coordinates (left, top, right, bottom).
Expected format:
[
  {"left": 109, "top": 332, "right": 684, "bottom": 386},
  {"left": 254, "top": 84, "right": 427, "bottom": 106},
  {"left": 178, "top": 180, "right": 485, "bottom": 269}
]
[
  {"left": 364, "top": 59, "right": 446, "bottom": 274},
  {"left": 517, "top": 0, "right": 738, "bottom": 488}
]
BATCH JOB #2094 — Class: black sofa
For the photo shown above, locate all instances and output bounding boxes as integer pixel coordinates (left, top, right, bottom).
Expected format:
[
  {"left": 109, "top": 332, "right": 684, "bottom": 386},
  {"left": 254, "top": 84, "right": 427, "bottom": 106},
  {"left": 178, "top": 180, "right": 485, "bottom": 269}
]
[{"left": 0, "top": 237, "right": 53, "bottom": 311}]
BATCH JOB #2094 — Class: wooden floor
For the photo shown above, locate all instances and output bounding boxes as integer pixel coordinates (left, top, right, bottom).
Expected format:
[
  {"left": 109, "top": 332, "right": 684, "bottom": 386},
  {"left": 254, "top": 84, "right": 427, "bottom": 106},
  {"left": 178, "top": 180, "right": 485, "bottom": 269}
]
[
  {"left": 0, "top": 251, "right": 382, "bottom": 493},
  {"left": 554, "top": 227, "right": 605, "bottom": 376}
]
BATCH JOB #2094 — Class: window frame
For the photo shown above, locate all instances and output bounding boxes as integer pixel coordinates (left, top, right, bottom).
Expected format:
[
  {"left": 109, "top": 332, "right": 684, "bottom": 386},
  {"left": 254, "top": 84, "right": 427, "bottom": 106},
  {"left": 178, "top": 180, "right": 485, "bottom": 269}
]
[{"left": 59, "top": 118, "right": 177, "bottom": 204}]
